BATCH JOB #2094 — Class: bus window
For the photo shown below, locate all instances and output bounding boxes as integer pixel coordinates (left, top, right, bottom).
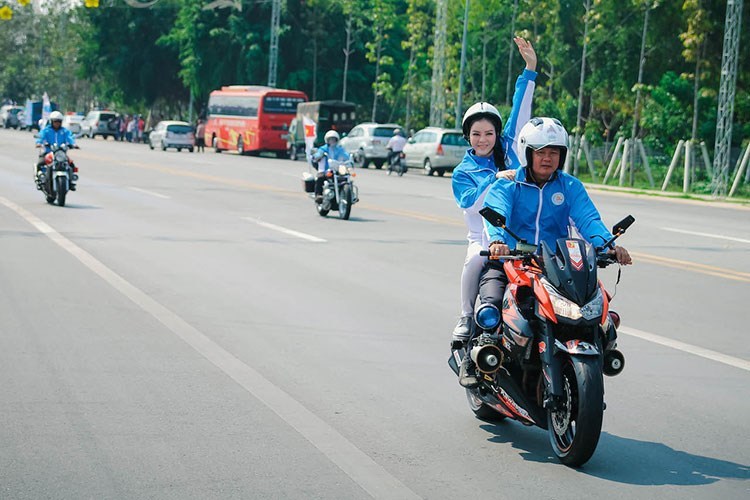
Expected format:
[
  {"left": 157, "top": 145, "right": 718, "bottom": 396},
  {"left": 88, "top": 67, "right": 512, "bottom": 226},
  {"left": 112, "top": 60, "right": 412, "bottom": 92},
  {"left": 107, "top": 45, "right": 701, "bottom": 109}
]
[{"left": 208, "top": 95, "right": 259, "bottom": 117}]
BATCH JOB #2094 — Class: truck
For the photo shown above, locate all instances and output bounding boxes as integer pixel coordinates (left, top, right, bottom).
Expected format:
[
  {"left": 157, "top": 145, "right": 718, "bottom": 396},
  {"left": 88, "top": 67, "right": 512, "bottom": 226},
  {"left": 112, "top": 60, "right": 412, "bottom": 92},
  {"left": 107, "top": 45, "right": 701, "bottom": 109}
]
[{"left": 285, "top": 100, "right": 357, "bottom": 161}]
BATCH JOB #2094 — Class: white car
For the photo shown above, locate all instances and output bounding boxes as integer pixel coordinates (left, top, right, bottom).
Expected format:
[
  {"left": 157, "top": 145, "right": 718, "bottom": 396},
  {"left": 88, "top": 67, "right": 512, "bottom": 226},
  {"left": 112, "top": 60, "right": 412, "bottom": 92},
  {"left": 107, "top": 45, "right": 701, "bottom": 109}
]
[
  {"left": 80, "top": 110, "right": 119, "bottom": 139},
  {"left": 148, "top": 121, "right": 195, "bottom": 152},
  {"left": 62, "top": 114, "right": 84, "bottom": 135},
  {"left": 402, "top": 127, "right": 467, "bottom": 176},
  {"left": 338, "top": 122, "right": 402, "bottom": 169}
]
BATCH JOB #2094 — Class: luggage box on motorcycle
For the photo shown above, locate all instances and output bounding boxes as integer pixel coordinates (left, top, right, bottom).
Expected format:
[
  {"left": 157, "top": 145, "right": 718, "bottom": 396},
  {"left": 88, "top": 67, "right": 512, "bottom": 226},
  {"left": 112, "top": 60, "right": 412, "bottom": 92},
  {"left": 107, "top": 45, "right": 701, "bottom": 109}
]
[{"left": 302, "top": 172, "right": 315, "bottom": 193}]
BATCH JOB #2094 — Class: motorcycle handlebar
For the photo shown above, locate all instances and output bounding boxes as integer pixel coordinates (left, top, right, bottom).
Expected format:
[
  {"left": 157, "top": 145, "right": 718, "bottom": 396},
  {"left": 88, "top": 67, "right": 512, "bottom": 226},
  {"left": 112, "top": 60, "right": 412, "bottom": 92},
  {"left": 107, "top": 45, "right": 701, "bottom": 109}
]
[{"left": 480, "top": 249, "right": 619, "bottom": 267}]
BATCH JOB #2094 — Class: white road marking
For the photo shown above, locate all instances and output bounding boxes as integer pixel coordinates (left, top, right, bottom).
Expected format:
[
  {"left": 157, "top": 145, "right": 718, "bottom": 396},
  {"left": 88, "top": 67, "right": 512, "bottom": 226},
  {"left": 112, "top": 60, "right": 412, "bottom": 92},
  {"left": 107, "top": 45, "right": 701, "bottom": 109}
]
[
  {"left": 619, "top": 326, "right": 750, "bottom": 373},
  {"left": 128, "top": 186, "right": 170, "bottom": 199},
  {"left": 245, "top": 217, "right": 327, "bottom": 243},
  {"left": 0, "top": 196, "right": 419, "bottom": 500},
  {"left": 661, "top": 227, "right": 750, "bottom": 245}
]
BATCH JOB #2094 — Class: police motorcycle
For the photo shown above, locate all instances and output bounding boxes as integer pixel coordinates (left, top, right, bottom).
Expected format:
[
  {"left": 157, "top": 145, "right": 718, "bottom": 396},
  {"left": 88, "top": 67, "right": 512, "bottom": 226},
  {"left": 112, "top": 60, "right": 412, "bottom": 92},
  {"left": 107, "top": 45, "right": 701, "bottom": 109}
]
[
  {"left": 449, "top": 207, "right": 634, "bottom": 467},
  {"left": 302, "top": 151, "right": 359, "bottom": 220},
  {"left": 36, "top": 142, "right": 79, "bottom": 207}
]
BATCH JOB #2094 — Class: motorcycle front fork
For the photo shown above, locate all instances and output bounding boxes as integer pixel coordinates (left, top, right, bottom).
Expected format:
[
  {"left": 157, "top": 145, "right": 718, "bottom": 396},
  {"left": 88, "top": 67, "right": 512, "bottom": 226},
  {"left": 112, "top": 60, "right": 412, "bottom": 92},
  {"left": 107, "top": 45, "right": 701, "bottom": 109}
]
[{"left": 538, "top": 321, "right": 565, "bottom": 409}]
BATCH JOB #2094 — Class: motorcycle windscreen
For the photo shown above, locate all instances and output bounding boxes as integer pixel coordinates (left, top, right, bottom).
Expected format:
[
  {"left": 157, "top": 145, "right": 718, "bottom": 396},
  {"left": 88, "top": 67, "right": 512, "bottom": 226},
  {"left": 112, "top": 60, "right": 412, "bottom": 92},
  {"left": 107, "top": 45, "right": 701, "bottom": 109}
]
[{"left": 541, "top": 238, "right": 598, "bottom": 305}]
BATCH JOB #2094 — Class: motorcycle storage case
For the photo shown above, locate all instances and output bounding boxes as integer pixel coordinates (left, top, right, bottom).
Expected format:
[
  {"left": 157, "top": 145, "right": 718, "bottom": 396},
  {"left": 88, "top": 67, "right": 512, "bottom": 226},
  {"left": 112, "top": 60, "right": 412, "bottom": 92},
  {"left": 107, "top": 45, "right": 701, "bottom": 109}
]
[{"left": 302, "top": 172, "right": 315, "bottom": 193}]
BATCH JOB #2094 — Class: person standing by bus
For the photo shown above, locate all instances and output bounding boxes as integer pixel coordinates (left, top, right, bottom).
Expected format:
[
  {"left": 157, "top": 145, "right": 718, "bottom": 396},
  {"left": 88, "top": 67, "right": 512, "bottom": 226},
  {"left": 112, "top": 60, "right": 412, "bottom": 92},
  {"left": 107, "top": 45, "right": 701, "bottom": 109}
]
[{"left": 195, "top": 119, "right": 206, "bottom": 153}]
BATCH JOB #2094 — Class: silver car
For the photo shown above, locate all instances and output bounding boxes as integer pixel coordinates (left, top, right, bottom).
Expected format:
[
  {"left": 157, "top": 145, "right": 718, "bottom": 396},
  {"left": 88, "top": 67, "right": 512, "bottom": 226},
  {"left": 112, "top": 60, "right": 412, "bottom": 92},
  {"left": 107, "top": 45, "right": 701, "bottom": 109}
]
[
  {"left": 148, "top": 121, "right": 195, "bottom": 152},
  {"left": 80, "top": 110, "right": 119, "bottom": 139},
  {"left": 62, "top": 114, "right": 83, "bottom": 135},
  {"left": 339, "top": 122, "right": 402, "bottom": 169},
  {"left": 402, "top": 127, "right": 468, "bottom": 176}
]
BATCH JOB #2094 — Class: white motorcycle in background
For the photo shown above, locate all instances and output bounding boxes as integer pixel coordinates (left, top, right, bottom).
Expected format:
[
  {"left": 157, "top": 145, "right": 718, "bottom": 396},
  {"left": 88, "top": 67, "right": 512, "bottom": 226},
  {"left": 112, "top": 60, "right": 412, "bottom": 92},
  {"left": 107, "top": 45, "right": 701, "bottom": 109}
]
[{"left": 302, "top": 153, "right": 359, "bottom": 220}]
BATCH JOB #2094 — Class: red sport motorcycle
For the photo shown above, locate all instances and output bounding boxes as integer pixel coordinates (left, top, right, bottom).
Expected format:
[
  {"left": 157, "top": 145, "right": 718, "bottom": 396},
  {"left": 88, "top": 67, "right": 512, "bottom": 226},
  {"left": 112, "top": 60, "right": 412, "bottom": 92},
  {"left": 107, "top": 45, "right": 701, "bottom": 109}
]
[{"left": 449, "top": 208, "right": 634, "bottom": 467}]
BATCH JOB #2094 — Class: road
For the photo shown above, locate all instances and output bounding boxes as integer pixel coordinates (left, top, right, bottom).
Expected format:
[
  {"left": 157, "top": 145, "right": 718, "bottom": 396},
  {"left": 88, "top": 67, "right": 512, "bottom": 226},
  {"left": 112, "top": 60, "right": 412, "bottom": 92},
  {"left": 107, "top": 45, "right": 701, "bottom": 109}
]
[{"left": 1, "top": 128, "right": 748, "bottom": 499}]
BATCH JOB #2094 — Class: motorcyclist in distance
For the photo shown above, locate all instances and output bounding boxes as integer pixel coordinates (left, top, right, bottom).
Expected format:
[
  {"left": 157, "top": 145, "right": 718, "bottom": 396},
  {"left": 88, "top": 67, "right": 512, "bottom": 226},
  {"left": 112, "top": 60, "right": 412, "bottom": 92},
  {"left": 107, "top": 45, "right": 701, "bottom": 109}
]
[
  {"left": 386, "top": 128, "right": 407, "bottom": 173},
  {"left": 35, "top": 110, "right": 79, "bottom": 190},
  {"left": 312, "top": 130, "right": 351, "bottom": 203}
]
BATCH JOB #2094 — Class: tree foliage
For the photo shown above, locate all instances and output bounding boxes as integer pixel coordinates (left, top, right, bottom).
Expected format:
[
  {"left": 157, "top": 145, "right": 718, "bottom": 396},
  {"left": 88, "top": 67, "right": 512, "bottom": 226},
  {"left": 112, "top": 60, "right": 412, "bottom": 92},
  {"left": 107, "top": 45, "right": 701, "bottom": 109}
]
[{"left": 0, "top": 0, "right": 747, "bottom": 151}]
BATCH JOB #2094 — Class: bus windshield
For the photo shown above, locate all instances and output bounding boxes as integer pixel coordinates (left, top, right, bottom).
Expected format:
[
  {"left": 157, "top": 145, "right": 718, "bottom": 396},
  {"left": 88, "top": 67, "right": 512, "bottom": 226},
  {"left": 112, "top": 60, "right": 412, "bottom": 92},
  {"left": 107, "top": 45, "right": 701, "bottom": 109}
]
[
  {"left": 263, "top": 95, "right": 305, "bottom": 114},
  {"left": 208, "top": 95, "right": 259, "bottom": 117}
]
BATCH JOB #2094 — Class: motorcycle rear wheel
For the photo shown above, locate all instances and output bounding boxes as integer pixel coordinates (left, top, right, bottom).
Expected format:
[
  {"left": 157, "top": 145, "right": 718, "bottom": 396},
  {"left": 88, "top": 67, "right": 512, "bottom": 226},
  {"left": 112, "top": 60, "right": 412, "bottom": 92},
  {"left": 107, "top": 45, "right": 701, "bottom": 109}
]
[
  {"left": 56, "top": 177, "right": 67, "bottom": 207},
  {"left": 547, "top": 357, "right": 604, "bottom": 467},
  {"left": 466, "top": 389, "right": 507, "bottom": 422}
]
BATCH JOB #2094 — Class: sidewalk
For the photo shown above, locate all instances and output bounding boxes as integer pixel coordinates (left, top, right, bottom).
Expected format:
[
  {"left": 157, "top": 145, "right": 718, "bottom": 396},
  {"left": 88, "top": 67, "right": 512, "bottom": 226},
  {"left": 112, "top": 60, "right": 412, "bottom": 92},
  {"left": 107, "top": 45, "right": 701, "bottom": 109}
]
[{"left": 584, "top": 182, "right": 750, "bottom": 210}]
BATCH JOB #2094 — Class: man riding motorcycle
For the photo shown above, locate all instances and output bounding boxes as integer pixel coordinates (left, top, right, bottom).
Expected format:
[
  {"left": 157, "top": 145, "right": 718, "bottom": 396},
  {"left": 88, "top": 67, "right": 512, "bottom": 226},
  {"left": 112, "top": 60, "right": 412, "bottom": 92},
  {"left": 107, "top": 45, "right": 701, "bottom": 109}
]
[
  {"left": 458, "top": 117, "right": 632, "bottom": 387},
  {"left": 386, "top": 128, "right": 407, "bottom": 168},
  {"left": 35, "top": 111, "right": 79, "bottom": 190},
  {"left": 311, "top": 130, "right": 351, "bottom": 203}
]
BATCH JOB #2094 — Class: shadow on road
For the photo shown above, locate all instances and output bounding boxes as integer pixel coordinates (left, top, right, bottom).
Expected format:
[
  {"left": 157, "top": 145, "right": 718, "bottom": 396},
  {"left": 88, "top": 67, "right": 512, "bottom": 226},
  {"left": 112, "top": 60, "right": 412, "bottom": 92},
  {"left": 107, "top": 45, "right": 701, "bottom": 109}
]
[{"left": 480, "top": 425, "right": 750, "bottom": 486}]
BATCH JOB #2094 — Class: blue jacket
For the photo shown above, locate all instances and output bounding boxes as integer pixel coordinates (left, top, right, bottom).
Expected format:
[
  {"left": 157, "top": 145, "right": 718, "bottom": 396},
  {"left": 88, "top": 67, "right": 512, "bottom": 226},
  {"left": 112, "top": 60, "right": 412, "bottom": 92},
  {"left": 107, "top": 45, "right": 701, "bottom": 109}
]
[
  {"left": 452, "top": 68, "right": 537, "bottom": 242},
  {"left": 313, "top": 144, "right": 350, "bottom": 171},
  {"left": 36, "top": 125, "right": 76, "bottom": 152},
  {"left": 483, "top": 167, "right": 614, "bottom": 250}
]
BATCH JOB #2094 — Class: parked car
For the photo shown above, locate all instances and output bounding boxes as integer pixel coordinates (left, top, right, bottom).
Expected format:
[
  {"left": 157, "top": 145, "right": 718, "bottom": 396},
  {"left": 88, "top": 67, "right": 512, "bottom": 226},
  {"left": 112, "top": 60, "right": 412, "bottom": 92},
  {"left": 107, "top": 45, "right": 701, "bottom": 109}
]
[
  {"left": 62, "top": 113, "right": 84, "bottom": 135},
  {"left": 0, "top": 105, "right": 24, "bottom": 129},
  {"left": 80, "top": 110, "right": 119, "bottom": 139},
  {"left": 338, "top": 122, "right": 402, "bottom": 169},
  {"left": 148, "top": 121, "right": 195, "bottom": 152},
  {"left": 402, "top": 127, "right": 467, "bottom": 176},
  {"left": 286, "top": 100, "right": 357, "bottom": 161}
]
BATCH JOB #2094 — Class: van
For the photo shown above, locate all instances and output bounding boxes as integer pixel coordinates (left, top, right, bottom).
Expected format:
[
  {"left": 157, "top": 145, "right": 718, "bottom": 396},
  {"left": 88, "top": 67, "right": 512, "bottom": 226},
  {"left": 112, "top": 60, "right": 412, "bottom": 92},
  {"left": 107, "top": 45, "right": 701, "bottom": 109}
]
[
  {"left": 80, "top": 110, "right": 120, "bottom": 139},
  {"left": 286, "top": 100, "right": 357, "bottom": 160}
]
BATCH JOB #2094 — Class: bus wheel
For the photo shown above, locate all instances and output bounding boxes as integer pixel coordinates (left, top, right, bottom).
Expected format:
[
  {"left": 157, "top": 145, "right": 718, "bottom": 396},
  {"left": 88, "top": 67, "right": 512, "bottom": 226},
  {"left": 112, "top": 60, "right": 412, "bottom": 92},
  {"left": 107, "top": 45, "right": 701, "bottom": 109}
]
[
  {"left": 213, "top": 136, "right": 223, "bottom": 153},
  {"left": 237, "top": 137, "right": 244, "bottom": 155}
]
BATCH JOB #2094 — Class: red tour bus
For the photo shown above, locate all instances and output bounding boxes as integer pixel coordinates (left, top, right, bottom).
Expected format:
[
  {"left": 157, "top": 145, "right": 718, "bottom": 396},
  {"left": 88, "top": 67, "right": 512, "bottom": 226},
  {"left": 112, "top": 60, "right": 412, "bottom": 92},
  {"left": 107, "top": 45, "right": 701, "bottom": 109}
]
[{"left": 204, "top": 85, "right": 307, "bottom": 155}]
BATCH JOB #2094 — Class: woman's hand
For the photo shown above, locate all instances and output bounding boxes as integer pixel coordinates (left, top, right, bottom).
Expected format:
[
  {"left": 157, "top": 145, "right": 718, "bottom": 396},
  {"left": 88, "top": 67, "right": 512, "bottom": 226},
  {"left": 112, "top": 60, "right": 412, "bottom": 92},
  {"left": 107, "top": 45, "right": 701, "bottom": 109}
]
[
  {"left": 496, "top": 169, "right": 516, "bottom": 181},
  {"left": 514, "top": 37, "right": 537, "bottom": 72}
]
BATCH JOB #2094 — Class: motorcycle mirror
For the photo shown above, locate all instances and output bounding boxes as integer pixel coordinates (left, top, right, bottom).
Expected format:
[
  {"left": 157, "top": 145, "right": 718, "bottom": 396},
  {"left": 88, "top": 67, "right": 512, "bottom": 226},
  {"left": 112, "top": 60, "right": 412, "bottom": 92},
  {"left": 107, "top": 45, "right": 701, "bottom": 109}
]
[
  {"left": 613, "top": 215, "right": 635, "bottom": 235},
  {"left": 479, "top": 206, "right": 506, "bottom": 228}
]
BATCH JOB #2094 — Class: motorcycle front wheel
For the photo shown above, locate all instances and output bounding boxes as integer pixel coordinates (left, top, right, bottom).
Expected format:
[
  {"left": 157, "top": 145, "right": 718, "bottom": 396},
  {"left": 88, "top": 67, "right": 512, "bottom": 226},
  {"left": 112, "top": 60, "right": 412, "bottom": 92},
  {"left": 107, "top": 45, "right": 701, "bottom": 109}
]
[
  {"left": 547, "top": 356, "right": 604, "bottom": 467},
  {"left": 56, "top": 176, "right": 67, "bottom": 207},
  {"left": 338, "top": 184, "right": 352, "bottom": 220}
]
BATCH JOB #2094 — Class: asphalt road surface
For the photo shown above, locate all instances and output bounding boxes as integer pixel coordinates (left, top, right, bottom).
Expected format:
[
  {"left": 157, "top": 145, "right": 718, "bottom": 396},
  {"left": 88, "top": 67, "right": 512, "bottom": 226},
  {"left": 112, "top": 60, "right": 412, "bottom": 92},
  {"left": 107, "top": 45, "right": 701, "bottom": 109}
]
[{"left": 1, "top": 129, "right": 748, "bottom": 499}]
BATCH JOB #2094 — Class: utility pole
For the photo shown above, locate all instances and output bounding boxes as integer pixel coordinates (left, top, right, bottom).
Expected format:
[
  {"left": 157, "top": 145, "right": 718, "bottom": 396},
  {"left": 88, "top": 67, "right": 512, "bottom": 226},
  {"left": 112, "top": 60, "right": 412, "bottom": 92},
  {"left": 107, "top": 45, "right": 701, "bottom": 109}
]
[
  {"left": 430, "top": 0, "right": 447, "bottom": 127},
  {"left": 456, "top": 0, "right": 470, "bottom": 128},
  {"left": 570, "top": 0, "right": 592, "bottom": 174},
  {"left": 267, "top": 0, "right": 281, "bottom": 87},
  {"left": 504, "top": 0, "right": 519, "bottom": 106},
  {"left": 712, "top": 0, "right": 743, "bottom": 196},
  {"left": 342, "top": 16, "right": 354, "bottom": 101},
  {"left": 630, "top": 3, "right": 651, "bottom": 186}
]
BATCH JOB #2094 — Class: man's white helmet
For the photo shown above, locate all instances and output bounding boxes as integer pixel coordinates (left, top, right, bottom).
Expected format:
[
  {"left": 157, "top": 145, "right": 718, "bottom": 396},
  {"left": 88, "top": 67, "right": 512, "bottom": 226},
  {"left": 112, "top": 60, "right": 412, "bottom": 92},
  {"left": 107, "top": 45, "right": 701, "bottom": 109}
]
[
  {"left": 49, "top": 111, "right": 64, "bottom": 122},
  {"left": 461, "top": 102, "right": 503, "bottom": 137},
  {"left": 324, "top": 130, "right": 340, "bottom": 142},
  {"left": 518, "top": 117, "right": 569, "bottom": 167}
]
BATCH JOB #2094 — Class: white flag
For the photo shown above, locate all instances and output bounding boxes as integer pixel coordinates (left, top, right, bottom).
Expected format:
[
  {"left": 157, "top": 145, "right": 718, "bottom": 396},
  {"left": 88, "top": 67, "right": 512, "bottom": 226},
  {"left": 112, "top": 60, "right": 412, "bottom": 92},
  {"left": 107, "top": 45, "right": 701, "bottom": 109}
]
[{"left": 302, "top": 115, "right": 317, "bottom": 159}]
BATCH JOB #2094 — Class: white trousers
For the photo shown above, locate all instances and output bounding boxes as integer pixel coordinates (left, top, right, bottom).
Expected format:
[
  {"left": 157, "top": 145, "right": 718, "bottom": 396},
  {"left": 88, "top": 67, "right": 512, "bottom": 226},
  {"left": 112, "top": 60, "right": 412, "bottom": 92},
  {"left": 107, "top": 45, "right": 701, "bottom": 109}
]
[{"left": 460, "top": 240, "right": 486, "bottom": 317}]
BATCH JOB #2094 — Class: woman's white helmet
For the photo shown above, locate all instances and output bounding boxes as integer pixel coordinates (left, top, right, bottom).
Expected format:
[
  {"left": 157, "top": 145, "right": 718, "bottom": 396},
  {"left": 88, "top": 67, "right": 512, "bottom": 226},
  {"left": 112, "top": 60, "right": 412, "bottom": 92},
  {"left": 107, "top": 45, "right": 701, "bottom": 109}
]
[
  {"left": 518, "top": 117, "right": 569, "bottom": 167},
  {"left": 461, "top": 102, "right": 503, "bottom": 137},
  {"left": 324, "top": 130, "right": 340, "bottom": 142},
  {"left": 49, "top": 111, "right": 64, "bottom": 122}
]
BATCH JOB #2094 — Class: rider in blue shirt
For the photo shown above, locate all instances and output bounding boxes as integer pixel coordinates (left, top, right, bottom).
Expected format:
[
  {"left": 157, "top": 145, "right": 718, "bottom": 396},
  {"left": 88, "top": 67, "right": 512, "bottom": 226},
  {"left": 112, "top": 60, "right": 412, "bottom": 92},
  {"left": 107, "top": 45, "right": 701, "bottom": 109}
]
[
  {"left": 312, "top": 130, "right": 351, "bottom": 202},
  {"left": 35, "top": 110, "right": 79, "bottom": 190}
]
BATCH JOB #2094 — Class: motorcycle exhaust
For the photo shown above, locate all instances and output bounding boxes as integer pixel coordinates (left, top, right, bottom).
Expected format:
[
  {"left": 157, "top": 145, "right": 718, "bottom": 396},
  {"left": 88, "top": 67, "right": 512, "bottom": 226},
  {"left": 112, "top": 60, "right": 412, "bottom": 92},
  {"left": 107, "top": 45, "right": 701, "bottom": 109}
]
[
  {"left": 603, "top": 349, "right": 625, "bottom": 376},
  {"left": 470, "top": 344, "right": 504, "bottom": 374}
]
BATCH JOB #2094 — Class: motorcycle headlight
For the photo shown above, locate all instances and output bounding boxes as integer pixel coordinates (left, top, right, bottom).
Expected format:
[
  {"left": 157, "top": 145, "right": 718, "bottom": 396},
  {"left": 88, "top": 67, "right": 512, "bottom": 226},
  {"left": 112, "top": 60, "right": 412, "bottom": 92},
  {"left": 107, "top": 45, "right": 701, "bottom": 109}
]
[
  {"left": 542, "top": 280, "right": 603, "bottom": 321},
  {"left": 338, "top": 165, "right": 349, "bottom": 176},
  {"left": 475, "top": 303, "right": 501, "bottom": 330},
  {"left": 54, "top": 150, "right": 67, "bottom": 163}
]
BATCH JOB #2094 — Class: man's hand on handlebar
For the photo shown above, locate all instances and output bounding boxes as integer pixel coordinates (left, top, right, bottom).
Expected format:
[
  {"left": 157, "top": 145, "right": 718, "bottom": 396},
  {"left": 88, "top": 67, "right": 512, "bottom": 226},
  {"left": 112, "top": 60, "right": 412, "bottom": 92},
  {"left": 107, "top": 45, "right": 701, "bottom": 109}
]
[
  {"left": 609, "top": 246, "right": 632, "bottom": 265},
  {"left": 489, "top": 241, "right": 510, "bottom": 258}
]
